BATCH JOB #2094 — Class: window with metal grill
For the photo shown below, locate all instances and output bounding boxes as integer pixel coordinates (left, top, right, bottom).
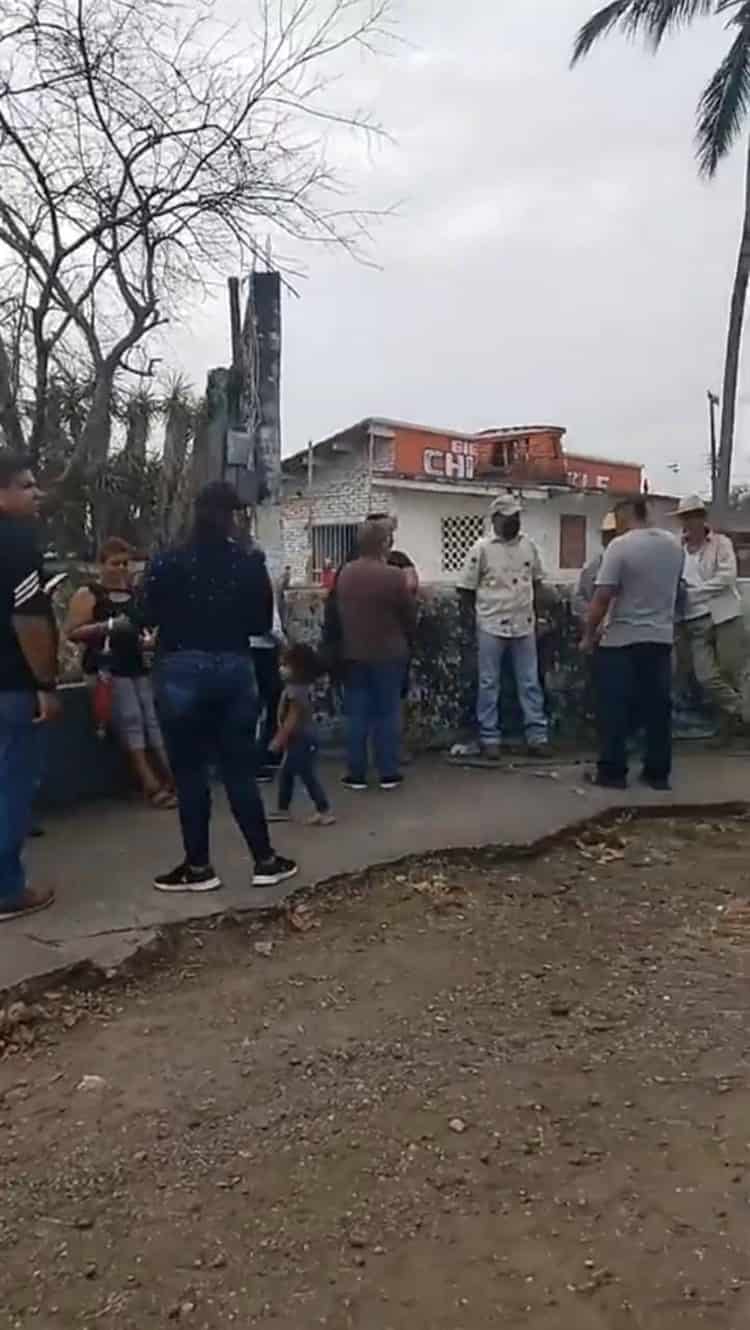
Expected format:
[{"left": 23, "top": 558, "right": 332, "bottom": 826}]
[
  {"left": 559, "top": 514, "right": 587, "bottom": 569},
  {"left": 311, "top": 523, "right": 359, "bottom": 579},
  {"left": 441, "top": 514, "right": 485, "bottom": 573}
]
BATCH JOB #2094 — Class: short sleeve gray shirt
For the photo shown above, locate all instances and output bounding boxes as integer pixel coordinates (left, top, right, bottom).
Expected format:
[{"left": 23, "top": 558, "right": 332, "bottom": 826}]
[{"left": 595, "top": 527, "right": 685, "bottom": 647}]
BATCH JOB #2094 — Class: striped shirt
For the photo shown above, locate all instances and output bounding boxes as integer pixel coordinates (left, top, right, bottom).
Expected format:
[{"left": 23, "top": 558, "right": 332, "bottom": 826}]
[{"left": 0, "top": 516, "right": 55, "bottom": 691}]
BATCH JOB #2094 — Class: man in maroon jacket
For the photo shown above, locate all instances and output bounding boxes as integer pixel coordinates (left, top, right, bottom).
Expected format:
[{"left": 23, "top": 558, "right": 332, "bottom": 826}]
[{"left": 335, "top": 521, "right": 417, "bottom": 791}]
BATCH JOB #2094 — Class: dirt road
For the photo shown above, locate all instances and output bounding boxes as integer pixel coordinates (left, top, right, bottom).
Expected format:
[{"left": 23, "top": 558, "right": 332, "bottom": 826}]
[{"left": 2, "top": 813, "right": 750, "bottom": 1328}]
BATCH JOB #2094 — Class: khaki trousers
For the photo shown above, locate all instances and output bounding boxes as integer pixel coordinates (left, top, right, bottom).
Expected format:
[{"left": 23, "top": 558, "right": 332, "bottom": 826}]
[{"left": 676, "top": 614, "right": 747, "bottom": 718}]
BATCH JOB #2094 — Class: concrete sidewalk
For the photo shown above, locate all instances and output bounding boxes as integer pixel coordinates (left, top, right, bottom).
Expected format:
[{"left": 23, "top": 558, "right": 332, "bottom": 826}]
[{"left": 2, "top": 753, "right": 749, "bottom": 992}]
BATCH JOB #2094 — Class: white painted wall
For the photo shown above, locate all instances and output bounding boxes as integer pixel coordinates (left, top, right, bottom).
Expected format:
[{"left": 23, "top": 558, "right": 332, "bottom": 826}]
[
  {"left": 387, "top": 487, "right": 679, "bottom": 585},
  {"left": 280, "top": 446, "right": 679, "bottom": 586}
]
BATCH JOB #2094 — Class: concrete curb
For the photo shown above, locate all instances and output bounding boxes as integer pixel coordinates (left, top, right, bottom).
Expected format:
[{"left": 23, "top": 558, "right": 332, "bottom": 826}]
[{"left": 3, "top": 800, "right": 747, "bottom": 1007}]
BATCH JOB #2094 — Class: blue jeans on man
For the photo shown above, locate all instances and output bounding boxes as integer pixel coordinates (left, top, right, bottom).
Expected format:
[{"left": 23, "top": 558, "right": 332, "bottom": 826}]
[
  {"left": 477, "top": 628, "right": 548, "bottom": 746},
  {"left": 594, "top": 643, "right": 672, "bottom": 785},
  {"left": 154, "top": 651, "right": 272, "bottom": 867},
  {"left": 344, "top": 660, "right": 405, "bottom": 783},
  {"left": 0, "top": 690, "right": 41, "bottom": 907}
]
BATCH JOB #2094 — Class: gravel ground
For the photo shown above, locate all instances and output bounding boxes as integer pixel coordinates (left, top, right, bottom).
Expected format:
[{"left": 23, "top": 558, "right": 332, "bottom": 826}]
[{"left": 2, "top": 813, "right": 750, "bottom": 1328}]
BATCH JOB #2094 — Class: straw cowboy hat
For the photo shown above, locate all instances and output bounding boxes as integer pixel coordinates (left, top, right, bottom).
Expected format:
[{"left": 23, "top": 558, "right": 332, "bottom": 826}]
[{"left": 671, "top": 494, "right": 708, "bottom": 517}]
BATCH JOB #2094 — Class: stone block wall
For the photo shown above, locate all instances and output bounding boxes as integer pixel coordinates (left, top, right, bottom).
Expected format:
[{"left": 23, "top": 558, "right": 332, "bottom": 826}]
[
  {"left": 40, "top": 684, "right": 132, "bottom": 808},
  {"left": 281, "top": 450, "right": 393, "bottom": 583},
  {"left": 39, "top": 581, "right": 732, "bottom": 810}
]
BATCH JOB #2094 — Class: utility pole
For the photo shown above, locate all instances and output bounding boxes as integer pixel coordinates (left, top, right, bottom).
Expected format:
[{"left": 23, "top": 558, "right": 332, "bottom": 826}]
[
  {"left": 224, "top": 274, "right": 255, "bottom": 521},
  {"left": 708, "top": 390, "right": 719, "bottom": 504},
  {"left": 228, "top": 276, "right": 242, "bottom": 372},
  {"left": 244, "top": 267, "right": 283, "bottom": 576},
  {"left": 307, "top": 438, "right": 314, "bottom": 584}
]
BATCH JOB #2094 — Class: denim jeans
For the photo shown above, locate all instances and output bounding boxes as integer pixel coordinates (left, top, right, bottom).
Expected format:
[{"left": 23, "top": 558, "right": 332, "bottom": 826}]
[
  {"left": 278, "top": 734, "right": 329, "bottom": 813},
  {"left": 595, "top": 643, "right": 673, "bottom": 783},
  {"left": 344, "top": 660, "right": 405, "bottom": 781},
  {"left": 251, "top": 645, "right": 283, "bottom": 768},
  {"left": 154, "top": 652, "right": 272, "bottom": 867},
  {"left": 0, "top": 690, "right": 40, "bottom": 906},
  {"left": 477, "top": 628, "right": 548, "bottom": 745}
]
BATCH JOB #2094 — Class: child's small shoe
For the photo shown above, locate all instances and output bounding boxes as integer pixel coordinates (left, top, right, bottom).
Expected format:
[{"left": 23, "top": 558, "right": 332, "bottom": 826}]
[{"left": 306, "top": 812, "right": 336, "bottom": 826}]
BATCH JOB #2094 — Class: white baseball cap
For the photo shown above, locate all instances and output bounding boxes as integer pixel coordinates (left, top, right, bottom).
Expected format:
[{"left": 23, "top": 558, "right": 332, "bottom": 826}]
[{"left": 489, "top": 494, "right": 522, "bottom": 518}]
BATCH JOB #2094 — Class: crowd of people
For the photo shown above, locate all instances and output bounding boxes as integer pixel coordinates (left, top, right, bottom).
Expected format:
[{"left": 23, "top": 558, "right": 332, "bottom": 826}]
[
  {"left": 0, "top": 441, "right": 747, "bottom": 922},
  {"left": 0, "top": 455, "right": 419, "bottom": 921},
  {"left": 459, "top": 487, "right": 747, "bottom": 790}
]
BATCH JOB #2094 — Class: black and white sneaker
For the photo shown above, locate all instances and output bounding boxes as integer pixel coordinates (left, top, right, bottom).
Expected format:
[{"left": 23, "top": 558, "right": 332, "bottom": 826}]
[
  {"left": 252, "top": 854, "right": 299, "bottom": 888},
  {"left": 380, "top": 774, "right": 404, "bottom": 791},
  {"left": 639, "top": 772, "right": 672, "bottom": 792},
  {"left": 153, "top": 863, "right": 222, "bottom": 893},
  {"left": 341, "top": 775, "right": 367, "bottom": 791}
]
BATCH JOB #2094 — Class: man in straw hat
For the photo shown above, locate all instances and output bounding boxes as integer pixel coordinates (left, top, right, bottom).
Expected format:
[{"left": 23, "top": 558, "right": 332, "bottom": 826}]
[
  {"left": 672, "top": 494, "right": 746, "bottom": 724},
  {"left": 458, "top": 493, "right": 549, "bottom": 757}
]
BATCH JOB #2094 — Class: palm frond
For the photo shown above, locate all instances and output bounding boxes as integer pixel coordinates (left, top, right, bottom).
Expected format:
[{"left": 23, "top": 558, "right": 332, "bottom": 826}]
[
  {"left": 697, "top": 6, "right": 750, "bottom": 174},
  {"left": 572, "top": 1, "right": 632, "bottom": 64},
  {"left": 646, "top": 0, "right": 718, "bottom": 46},
  {"left": 573, "top": 0, "right": 716, "bottom": 64}
]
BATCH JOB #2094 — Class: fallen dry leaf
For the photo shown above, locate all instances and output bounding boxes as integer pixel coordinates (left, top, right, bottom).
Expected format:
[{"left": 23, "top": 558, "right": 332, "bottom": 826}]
[{"left": 288, "top": 905, "right": 318, "bottom": 933}]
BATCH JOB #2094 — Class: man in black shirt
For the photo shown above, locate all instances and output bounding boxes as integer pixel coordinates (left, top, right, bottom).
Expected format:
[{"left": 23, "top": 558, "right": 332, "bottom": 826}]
[
  {"left": 0, "top": 452, "right": 59, "bottom": 920},
  {"left": 139, "top": 482, "right": 297, "bottom": 892}
]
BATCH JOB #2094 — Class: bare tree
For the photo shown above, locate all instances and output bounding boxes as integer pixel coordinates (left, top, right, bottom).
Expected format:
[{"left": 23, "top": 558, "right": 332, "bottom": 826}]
[{"left": 0, "top": 0, "right": 391, "bottom": 478}]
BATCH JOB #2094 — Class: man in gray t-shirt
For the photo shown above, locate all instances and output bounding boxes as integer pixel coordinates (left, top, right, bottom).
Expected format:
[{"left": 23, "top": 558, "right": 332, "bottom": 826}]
[
  {"left": 596, "top": 525, "right": 685, "bottom": 648},
  {"left": 582, "top": 498, "right": 684, "bottom": 791}
]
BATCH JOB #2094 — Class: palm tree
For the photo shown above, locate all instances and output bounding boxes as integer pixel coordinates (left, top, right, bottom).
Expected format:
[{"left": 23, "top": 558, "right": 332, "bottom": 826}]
[{"left": 572, "top": 0, "right": 750, "bottom": 509}]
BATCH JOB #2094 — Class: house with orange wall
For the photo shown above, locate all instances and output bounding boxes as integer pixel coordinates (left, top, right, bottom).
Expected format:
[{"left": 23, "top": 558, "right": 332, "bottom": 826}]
[{"left": 280, "top": 417, "right": 671, "bottom": 585}]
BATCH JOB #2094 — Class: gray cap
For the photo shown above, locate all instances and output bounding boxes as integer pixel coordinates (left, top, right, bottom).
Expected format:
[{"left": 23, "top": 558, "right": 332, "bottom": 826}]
[{"left": 489, "top": 493, "right": 522, "bottom": 518}]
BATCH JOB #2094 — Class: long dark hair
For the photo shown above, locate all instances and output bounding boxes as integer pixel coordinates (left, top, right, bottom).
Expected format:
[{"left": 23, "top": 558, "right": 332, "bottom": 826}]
[
  {"left": 192, "top": 482, "right": 241, "bottom": 542},
  {"left": 283, "top": 642, "right": 323, "bottom": 684}
]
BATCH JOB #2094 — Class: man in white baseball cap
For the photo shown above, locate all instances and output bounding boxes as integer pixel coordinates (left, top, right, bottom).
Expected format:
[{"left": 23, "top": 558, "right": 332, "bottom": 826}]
[
  {"left": 457, "top": 492, "right": 549, "bottom": 756},
  {"left": 573, "top": 511, "right": 617, "bottom": 624},
  {"left": 672, "top": 494, "right": 746, "bottom": 724}
]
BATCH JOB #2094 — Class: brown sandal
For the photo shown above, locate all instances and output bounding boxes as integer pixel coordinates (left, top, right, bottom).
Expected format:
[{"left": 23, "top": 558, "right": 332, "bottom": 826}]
[
  {"left": 150, "top": 789, "right": 178, "bottom": 810},
  {"left": 0, "top": 885, "right": 55, "bottom": 922}
]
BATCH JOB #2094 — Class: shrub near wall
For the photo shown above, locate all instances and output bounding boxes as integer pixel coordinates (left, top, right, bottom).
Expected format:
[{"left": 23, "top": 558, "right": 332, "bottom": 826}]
[
  {"left": 41, "top": 582, "right": 727, "bottom": 809},
  {"left": 285, "top": 585, "right": 592, "bottom": 748},
  {"left": 54, "top": 567, "right": 590, "bottom": 743}
]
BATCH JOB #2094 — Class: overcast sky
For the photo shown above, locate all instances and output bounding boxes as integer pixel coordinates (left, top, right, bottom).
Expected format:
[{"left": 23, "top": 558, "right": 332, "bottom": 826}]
[{"left": 164, "top": 0, "right": 747, "bottom": 497}]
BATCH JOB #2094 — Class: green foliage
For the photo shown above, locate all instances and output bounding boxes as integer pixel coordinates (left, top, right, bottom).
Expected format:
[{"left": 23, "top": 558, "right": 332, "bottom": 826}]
[
  {"left": 697, "top": 4, "right": 750, "bottom": 174},
  {"left": 573, "top": 0, "right": 749, "bottom": 177},
  {"left": 32, "top": 380, "right": 201, "bottom": 558}
]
